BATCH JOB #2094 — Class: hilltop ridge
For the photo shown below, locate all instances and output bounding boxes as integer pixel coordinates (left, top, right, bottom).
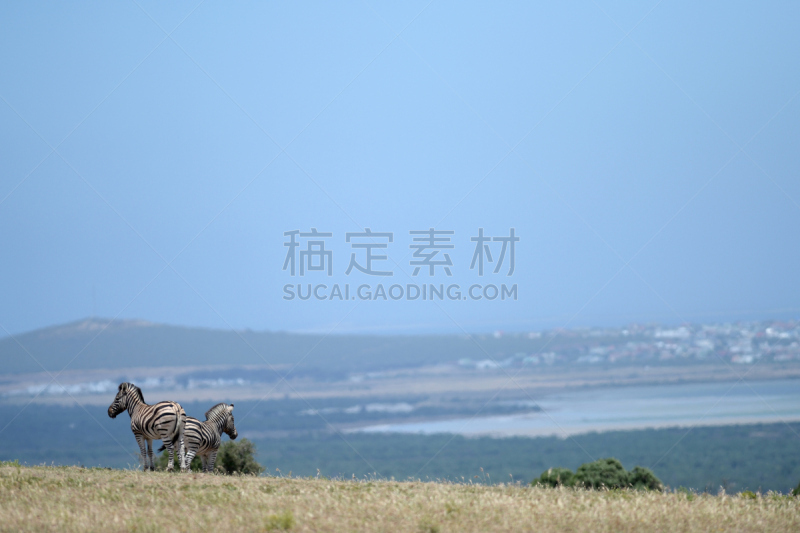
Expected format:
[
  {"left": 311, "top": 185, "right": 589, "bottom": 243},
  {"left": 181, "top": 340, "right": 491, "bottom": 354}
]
[
  {"left": 3, "top": 317, "right": 800, "bottom": 377},
  {"left": 0, "top": 465, "right": 797, "bottom": 532}
]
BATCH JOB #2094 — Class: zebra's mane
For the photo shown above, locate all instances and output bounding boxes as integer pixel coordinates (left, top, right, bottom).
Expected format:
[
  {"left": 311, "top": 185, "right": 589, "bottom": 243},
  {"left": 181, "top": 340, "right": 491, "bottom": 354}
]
[
  {"left": 123, "top": 382, "right": 145, "bottom": 403},
  {"left": 205, "top": 403, "right": 229, "bottom": 420}
]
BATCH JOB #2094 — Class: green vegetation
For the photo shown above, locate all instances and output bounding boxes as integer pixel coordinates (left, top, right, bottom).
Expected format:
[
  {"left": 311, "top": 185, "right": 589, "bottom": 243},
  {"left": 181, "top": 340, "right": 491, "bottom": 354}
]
[
  {"left": 216, "top": 439, "right": 264, "bottom": 475},
  {"left": 533, "top": 467, "right": 575, "bottom": 487},
  {"left": 155, "top": 438, "right": 264, "bottom": 474},
  {"left": 264, "top": 510, "right": 295, "bottom": 531},
  {"left": 249, "top": 425, "right": 800, "bottom": 493},
  {"left": 628, "top": 466, "right": 664, "bottom": 491},
  {"left": 574, "top": 458, "right": 630, "bottom": 489},
  {"left": 532, "top": 458, "right": 663, "bottom": 490}
]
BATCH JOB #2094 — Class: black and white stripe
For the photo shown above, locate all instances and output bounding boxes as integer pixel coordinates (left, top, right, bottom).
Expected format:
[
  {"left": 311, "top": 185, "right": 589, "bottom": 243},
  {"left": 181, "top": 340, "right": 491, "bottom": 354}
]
[
  {"left": 107, "top": 382, "right": 186, "bottom": 471},
  {"left": 161, "top": 403, "right": 237, "bottom": 473}
]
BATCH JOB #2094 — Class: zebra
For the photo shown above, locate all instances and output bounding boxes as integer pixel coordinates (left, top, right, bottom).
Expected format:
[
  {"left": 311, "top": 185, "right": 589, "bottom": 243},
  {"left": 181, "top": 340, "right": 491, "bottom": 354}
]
[
  {"left": 159, "top": 403, "right": 237, "bottom": 473},
  {"left": 107, "top": 382, "right": 186, "bottom": 471}
]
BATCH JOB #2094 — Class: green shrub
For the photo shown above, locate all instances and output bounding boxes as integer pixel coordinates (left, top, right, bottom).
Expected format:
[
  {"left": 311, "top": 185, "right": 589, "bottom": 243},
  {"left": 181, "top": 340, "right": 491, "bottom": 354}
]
[
  {"left": 792, "top": 481, "right": 800, "bottom": 497},
  {"left": 215, "top": 439, "right": 264, "bottom": 475},
  {"left": 264, "top": 510, "right": 295, "bottom": 531},
  {"left": 627, "top": 466, "right": 664, "bottom": 491},
  {"left": 535, "top": 458, "right": 664, "bottom": 491},
  {"left": 417, "top": 516, "right": 440, "bottom": 533},
  {"left": 531, "top": 467, "right": 575, "bottom": 488},
  {"left": 155, "top": 438, "right": 263, "bottom": 474},
  {"left": 574, "top": 458, "right": 629, "bottom": 489}
]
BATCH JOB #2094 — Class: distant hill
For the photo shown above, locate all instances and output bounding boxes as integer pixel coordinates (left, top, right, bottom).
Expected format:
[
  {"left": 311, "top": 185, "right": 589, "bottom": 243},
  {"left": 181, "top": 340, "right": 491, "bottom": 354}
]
[{"left": 0, "top": 318, "right": 585, "bottom": 375}]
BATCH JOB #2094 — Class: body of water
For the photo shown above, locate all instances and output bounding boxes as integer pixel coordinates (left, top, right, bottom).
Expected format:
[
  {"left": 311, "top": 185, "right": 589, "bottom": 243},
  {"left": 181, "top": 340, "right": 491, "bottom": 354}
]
[{"left": 353, "top": 379, "right": 800, "bottom": 437}]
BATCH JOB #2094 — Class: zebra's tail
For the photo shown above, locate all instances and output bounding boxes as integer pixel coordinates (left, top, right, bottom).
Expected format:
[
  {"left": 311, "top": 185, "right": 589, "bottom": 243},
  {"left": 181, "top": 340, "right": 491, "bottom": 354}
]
[
  {"left": 177, "top": 405, "right": 186, "bottom": 439},
  {"left": 156, "top": 431, "right": 180, "bottom": 453},
  {"left": 177, "top": 405, "right": 187, "bottom": 470},
  {"left": 157, "top": 405, "right": 187, "bottom": 453}
]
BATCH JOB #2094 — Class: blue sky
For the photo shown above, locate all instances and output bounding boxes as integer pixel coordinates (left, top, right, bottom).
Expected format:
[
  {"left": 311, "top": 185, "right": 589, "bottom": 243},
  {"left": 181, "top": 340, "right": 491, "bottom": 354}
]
[{"left": 1, "top": 1, "right": 799, "bottom": 335}]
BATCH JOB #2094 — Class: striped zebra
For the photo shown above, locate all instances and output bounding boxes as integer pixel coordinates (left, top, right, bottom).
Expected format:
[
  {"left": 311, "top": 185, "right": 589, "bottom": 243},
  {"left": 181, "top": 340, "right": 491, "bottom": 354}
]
[
  {"left": 107, "top": 382, "right": 186, "bottom": 471},
  {"left": 160, "top": 403, "right": 237, "bottom": 473}
]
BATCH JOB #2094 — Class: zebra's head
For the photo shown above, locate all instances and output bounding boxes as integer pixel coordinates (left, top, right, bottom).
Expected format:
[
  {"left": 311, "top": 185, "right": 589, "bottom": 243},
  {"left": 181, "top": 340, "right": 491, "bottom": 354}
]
[
  {"left": 108, "top": 382, "right": 143, "bottom": 418},
  {"left": 224, "top": 404, "right": 238, "bottom": 440},
  {"left": 205, "top": 403, "right": 237, "bottom": 439}
]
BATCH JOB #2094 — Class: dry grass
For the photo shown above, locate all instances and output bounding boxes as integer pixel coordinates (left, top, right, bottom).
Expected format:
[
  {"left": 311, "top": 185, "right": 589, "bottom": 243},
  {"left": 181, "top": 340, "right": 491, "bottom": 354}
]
[{"left": 0, "top": 464, "right": 797, "bottom": 532}]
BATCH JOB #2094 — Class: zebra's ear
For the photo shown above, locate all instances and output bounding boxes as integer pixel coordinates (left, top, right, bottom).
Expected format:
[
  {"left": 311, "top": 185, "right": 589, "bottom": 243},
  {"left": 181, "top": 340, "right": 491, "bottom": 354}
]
[
  {"left": 118, "top": 383, "right": 126, "bottom": 391},
  {"left": 228, "top": 404, "right": 234, "bottom": 412}
]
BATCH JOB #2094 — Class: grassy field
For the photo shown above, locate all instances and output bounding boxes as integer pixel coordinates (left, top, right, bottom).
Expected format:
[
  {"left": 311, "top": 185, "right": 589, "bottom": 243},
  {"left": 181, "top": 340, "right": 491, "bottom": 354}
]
[{"left": 1, "top": 464, "right": 798, "bottom": 532}]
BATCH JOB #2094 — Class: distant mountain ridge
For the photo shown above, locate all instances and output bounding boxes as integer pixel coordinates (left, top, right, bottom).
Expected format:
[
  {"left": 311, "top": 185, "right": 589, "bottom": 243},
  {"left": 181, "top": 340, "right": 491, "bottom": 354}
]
[{"left": 0, "top": 318, "right": 555, "bottom": 375}]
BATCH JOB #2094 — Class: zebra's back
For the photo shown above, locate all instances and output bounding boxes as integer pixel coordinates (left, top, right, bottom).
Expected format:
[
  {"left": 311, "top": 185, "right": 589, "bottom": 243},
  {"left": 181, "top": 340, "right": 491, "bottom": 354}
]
[
  {"left": 184, "top": 416, "right": 221, "bottom": 455},
  {"left": 131, "top": 401, "right": 183, "bottom": 441}
]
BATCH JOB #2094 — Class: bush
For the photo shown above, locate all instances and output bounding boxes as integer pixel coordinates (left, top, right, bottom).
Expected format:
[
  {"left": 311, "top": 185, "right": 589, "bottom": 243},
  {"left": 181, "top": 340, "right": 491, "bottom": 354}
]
[
  {"left": 264, "top": 510, "right": 295, "bottom": 531},
  {"left": 215, "top": 439, "right": 264, "bottom": 475},
  {"left": 792, "top": 481, "right": 800, "bottom": 497},
  {"left": 574, "top": 458, "right": 629, "bottom": 489},
  {"left": 534, "top": 458, "right": 664, "bottom": 491},
  {"left": 627, "top": 466, "right": 664, "bottom": 491},
  {"left": 531, "top": 467, "right": 575, "bottom": 488},
  {"left": 155, "top": 438, "right": 263, "bottom": 474}
]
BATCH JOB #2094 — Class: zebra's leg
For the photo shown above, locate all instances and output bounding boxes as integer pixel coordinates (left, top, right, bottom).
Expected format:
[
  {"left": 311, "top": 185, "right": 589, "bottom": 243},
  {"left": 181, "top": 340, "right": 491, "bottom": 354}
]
[
  {"left": 165, "top": 441, "right": 175, "bottom": 472},
  {"left": 176, "top": 405, "right": 187, "bottom": 472},
  {"left": 207, "top": 450, "right": 218, "bottom": 474},
  {"left": 183, "top": 449, "right": 197, "bottom": 473},
  {"left": 146, "top": 439, "right": 155, "bottom": 471},
  {"left": 178, "top": 422, "right": 186, "bottom": 472},
  {"left": 201, "top": 454, "right": 208, "bottom": 473},
  {"left": 180, "top": 436, "right": 187, "bottom": 472},
  {"left": 135, "top": 434, "right": 148, "bottom": 471}
]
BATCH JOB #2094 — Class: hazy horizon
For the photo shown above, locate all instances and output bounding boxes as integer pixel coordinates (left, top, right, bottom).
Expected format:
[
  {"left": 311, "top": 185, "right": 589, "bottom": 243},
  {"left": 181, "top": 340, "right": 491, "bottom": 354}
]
[{"left": 3, "top": 312, "right": 800, "bottom": 340}]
